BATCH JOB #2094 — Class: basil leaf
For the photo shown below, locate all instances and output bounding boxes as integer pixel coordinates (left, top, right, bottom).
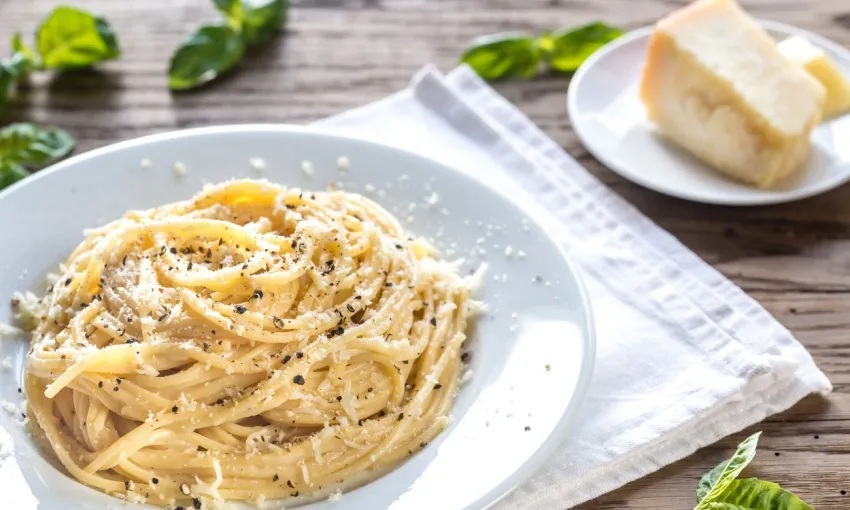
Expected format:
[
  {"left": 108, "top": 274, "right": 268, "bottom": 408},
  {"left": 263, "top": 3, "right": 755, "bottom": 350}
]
[
  {"left": 696, "top": 432, "right": 762, "bottom": 509},
  {"left": 548, "top": 21, "right": 623, "bottom": 73},
  {"left": 0, "top": 51, "right": 39, "bottom": 107},
  {"left": 0, "top": 123, "right": 75, "bottom": 166},
  {"left": 461, "top": 33, "right": 541, "bottom": 80},
  {"left": 11, "top": 33, "right": 39, "bottom": 68},
  {"left": 241, "top": 0, "right": 288, "bottom": 45},
  {"left": 703, "top": 504, "right": 752, "bottom": 510},
  {"left": 698, "top": 460, "right": 729, "bottom": 502},
  {"left": 214, "top": 0, "right": 244, "bottom": 27},
  {"left": 36, "top": 6, "right": 121, "bottom": 69},
  {"left": 0, "top": 161, "right": 30, "bottom": 190},
  {"left": 168, "top": 23, "right": 245, "bottom": 90},
  {"left": 713, "top": 479, "right": 814, "bottom": 510}
]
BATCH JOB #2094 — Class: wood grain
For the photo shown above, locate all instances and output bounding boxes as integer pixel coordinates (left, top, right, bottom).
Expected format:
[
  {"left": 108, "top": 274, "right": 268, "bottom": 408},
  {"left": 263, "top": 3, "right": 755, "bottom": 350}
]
[{"left": 2, "top": 0, "right": 850, "bottom": 507}]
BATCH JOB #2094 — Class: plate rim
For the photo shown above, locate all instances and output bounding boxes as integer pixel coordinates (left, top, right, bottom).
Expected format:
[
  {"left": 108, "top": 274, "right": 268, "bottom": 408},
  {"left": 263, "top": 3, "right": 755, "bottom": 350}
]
[
  {"left": 0, "top": 124, "right": 597, "bottom": 510},
  {"left": 567, "top": 20, "right": 850, "bottom": 206}
]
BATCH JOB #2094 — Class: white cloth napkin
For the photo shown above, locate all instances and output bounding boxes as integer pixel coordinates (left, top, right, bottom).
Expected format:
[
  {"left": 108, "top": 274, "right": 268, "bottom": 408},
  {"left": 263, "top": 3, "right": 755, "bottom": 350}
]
[{"left": 313, "top": 65, "right": 832, "bottom": 509}]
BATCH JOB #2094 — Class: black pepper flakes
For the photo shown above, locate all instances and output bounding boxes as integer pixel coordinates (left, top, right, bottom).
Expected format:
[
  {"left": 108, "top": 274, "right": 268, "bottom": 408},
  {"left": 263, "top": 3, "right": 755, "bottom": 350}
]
[
  {"left": 524, "top": 426, "right": 531, "bottom": 431},
  {"left": 397, "top": 413, "right": 404, "bottom": 421},
  {"left": 461, "top": 352, "right": 470, "bottom": 362},
  {"left": 287, "top": 480, "right": 295, "bottom": 488},
  {"left": 434, "top": 383, "right": 442, "bottom": 390},
  {"left": 336, "top": 396, "right": 342, "bottom": 402},
  {"left": 379, "top": 410, "right": 386, "bottom": 417},
  {"left": 430, "top": 317, "right": 437, "bottom": 326},
  {"left": 346, "top": 304, "right": 355, "bottom": 313},
  {"left": 252, "top": 290, "right": 263, "bottom": 300},
  {"left": 272, "top": 316, "right": 285, "bottom": 329},
  {"left": 172, "top": 405, "right": 178, "bottom": 413},
  {"left": 273, "top": 474, "right": 279, "bottom": 482},
  {"left": 193, "top": 498, "right": 202, "bottom": 509},
  {"left": 234, "top": 305, "right": 247, "bottom": 314},
  {"left": 293, "top": 375, "right": 306, "bottom": 385},
  {"left": 151, "top": 477, "right": 159, "bottom": 484},
  {"left": 187, "top": 262, "right": 193, "bottom": 270},
  {"left": 126, "top": 338, "right": 139, "bottom": 344},
  {"left": 170, "top": 247, "right": 177, "bottom": 254},
  {"left": 296, "top": 352, "right": 304, "bottom": 359},
  {"left": 113, "top": 386, "right": 119, "bottom": 392},
  {"left": 98, "top": 381, "right": 103, "bottom": 388},
  {"left": 203, "top": 342, "right": 209, "bottom": 352},
  {"left": 216, "top": 399, "right": 224, "bottom": 405},
  {"left": 282, "top": 355, "right": 292, "bottom": 364}
]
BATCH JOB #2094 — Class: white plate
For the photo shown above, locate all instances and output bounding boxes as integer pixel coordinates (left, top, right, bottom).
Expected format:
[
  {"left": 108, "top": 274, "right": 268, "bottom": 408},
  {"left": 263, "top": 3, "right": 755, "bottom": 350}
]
[
  {"left": 568, "top": 20, "right": 850, "bottom": 206},
  {"left": 0, "top": 126, "right": 595, "bottom": 510}
]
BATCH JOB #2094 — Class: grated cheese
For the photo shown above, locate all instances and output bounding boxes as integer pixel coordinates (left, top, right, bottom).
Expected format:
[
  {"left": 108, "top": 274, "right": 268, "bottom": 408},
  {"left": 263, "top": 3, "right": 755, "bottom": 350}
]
[
  {"left": 173, "top": 162, "right": 187, "bottom": 175},
  {"left": 249, "top": 157, "right": 266, "bottom": 172},
  {"left": 301, "top": 160, "right": 314, "bottom": 176},
  {"left": 140, "top": 158, "right": 152, "bottom": 168}
]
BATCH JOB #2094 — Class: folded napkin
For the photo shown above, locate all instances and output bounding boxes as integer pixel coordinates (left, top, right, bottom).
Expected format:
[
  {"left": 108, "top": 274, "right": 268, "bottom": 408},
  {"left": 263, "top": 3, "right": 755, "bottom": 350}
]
[{"left": 313, "top": 65, "right": 832, "bottom": 509}]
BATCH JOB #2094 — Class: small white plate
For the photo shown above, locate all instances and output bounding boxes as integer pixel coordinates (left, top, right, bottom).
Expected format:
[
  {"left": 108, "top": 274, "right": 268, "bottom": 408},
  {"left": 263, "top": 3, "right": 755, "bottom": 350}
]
[
  {"left": 568, "top": 20, "right": 850, "bottom": 206},
  {"left": 0, "top": 126, "right": 594, "bottom": 510}
]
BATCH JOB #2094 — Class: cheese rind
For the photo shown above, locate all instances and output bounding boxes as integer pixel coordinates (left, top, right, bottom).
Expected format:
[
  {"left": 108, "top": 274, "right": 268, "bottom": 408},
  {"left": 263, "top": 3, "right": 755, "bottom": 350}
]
[
  {"left": 640, "top": 0, "right": 825, "bottom": 187},
  {"left": 778, "top": 36, "right": 850, "bottom": 119}
]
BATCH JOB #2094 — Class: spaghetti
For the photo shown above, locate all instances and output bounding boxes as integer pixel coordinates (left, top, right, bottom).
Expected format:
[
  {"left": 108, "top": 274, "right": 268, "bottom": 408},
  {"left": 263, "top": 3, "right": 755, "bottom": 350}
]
[{"left": 19, "top": 179, "right": 479, "bottom": 508}]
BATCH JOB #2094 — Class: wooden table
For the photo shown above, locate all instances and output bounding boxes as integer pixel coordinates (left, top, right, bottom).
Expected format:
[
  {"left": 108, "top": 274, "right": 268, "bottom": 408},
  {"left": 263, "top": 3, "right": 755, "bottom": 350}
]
[{"left": 1, "top": 0, "right": 848, "bottom": 507}]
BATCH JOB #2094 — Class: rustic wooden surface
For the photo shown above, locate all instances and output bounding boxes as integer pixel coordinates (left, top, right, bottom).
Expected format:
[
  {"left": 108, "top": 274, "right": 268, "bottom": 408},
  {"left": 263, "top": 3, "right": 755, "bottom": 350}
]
[{"left": 1, "top": 0, "right": 849, "bottom": 508}]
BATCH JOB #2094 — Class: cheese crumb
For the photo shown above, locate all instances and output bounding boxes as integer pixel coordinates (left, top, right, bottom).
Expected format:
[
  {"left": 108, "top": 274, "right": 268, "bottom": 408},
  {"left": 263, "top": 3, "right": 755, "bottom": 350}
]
[
  {"left": 249, "top": 157, "right": 266, "bottom": 171},
  {"left": 424, "top": 192, "right": 439, "bottom": 206},
  {"left": 337, "top": 156, "right": 349, "bottom": 170},
  {"left": 328, "top": 490, "right": 342, "bottom": 502},
  {"left": 1, "top": 357, "right": 12, "bottom": 371},
  {"left": 173, "top": 162, "right": 186, "bottom": 175},
  {"left": 364, "top": 184, "right": 375, "bottom": 193},
  {"left": 140, "top": 158, "right": 152, "bottom": 168},
  {"left": 504, "top": 246, "right": 513, "bottom": 257},
  {"left": 302, "top": 160, "right": 314, "bottom": 177},
  {"left": 460, "top": 369, "right": 473, "bottom": 385},
  {"left": 1, "top": 401, "right": 16, "bottom": 415},
  {"left": 518, "top": 250, "right": 526, "bottom": 259}
]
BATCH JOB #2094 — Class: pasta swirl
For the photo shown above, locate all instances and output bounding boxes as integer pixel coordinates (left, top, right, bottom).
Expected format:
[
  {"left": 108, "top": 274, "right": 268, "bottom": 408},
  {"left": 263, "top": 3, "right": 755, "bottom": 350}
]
[{"left": 21, "top": 179, "right": 477, "bottom": 508}]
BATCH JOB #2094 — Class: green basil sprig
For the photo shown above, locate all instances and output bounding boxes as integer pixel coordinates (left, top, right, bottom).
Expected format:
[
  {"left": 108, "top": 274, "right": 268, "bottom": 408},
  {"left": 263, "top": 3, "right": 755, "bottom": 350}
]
[
  {"left": 168, "top": 0, "right": 288, "bottom": 90},
  {"left": 694, "top": 432, "right": 814, "bottom": 510},
  {"left": 0, "top": 123, "right": 74, "bottom": 190},
  {"left": 460, "top": 21, "right": 623, "bottom": 80},
  {"left": 0, "top": 6, "right": 120, "bottom": 108}
]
